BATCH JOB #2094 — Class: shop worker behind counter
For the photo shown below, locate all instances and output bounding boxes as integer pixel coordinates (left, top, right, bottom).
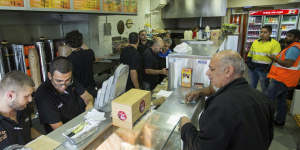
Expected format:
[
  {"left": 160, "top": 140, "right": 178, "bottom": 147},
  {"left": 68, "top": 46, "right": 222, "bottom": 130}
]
[
  {"left": 137, "top": 30, "right": 152, "bottom": 55},
  {"left": 181, "top": 50, "right": 274, "bottom": 150},
  {"left": 120, "top": 32, "right": 143, "bottom": 91},
  {"left": 35, "top": 57, "right": 94, "bottom": 133},
  {"left": 143, "top": 37, "right": 168, "bottom": 90},
  {"left": 0, "top": 71, "right": 34, "bottom": 149},
  {"left": 65, "top": 30, "right": 98, "bottom": 98}
]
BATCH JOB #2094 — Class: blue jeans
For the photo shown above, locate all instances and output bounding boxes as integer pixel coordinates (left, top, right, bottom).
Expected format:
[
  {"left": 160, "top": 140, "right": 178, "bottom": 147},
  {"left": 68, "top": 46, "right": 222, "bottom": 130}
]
[
  {"left": 266, "top": 79, "right": 289, "bottom": 124},
  {"left": 248, "top": 68, "right": 269, "bottom": 94}
]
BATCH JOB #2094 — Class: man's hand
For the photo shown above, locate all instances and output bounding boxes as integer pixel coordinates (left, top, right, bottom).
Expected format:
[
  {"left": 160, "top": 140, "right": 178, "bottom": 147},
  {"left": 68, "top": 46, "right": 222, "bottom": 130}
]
[
  {"left": 180, "top": 116, "right": 191, "bottom": 129},
  {"left": 161, "top": 68, "right": 168, "bottom": 75},
  {"left": 80, "top": 91, "right": 94, "bottom": 111},
  {"left": 185, "top": 91, "right": 200, "bottom": 103},
  {"left": 267, "top": 55, "right": 277, "bottom": 62}
]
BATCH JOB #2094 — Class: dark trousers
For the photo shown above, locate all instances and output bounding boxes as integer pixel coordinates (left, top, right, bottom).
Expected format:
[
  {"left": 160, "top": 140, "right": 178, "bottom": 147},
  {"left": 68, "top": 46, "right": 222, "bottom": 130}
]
[
  {"left": 248, "top": 67, "right": 269, "bottom": 94},
  {"left": 266, "top": 79, "right": 289, "bottom": 124}
]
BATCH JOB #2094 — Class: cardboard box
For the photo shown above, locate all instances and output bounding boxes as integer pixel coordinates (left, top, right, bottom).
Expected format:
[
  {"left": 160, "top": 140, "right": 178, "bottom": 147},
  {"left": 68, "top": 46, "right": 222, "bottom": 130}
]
[
  {"left": 181, "top": 68, "right": 192, "bottom": 88},
  {"left": 112, "top": 89, "right": 151, "bottom": 129}
]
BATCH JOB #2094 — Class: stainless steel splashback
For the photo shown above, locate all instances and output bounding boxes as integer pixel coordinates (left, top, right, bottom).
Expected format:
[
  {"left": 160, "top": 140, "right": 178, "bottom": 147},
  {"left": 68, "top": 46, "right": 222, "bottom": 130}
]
[
  {"left": 167, "top": 40, "right": 224, "bottom": 90},
  {"left": 162, "top": 0, "right": 227, "bottom": 19},
  {"left": 168, "top": 54, "right": 211, "bottom": 90}
]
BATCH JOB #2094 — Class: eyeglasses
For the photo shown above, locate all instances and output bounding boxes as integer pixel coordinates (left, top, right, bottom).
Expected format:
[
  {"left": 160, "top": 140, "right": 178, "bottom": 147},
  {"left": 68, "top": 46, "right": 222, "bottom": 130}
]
[{"left": 53, "top": 78, "right": 73, "bottom": 88}]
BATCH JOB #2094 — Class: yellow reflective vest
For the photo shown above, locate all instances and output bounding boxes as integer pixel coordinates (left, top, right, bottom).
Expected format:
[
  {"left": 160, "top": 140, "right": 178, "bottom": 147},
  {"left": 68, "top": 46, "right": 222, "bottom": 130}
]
[{"left": 248, "top": 39, "right": 281, "bottom": 64}]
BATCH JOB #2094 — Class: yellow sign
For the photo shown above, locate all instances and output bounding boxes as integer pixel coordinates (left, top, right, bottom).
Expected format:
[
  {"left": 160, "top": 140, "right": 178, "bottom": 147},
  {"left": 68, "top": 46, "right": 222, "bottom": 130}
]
[
  {"left": 74, "top": 0, "right": 100, "bottom": 11},
  {"left": 0, "top": 0, "right": 24, "bottom": 7},
  {"left": 30, "top": 0, "right": 70, "bottom": 9},
  {"left": 103, "top": 0, "right": 121, "bottom": 12}
]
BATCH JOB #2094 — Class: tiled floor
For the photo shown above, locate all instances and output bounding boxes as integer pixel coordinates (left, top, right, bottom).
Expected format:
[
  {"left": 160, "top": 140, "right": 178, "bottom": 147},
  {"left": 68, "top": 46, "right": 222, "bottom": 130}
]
[{"left": 270, "top": 114, "right": 300, "bottom": 150}]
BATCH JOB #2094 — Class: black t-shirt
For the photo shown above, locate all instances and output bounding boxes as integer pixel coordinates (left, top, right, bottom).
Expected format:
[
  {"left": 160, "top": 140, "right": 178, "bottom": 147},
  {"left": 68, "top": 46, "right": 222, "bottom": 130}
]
[
  {"left": 138, "top": 40, "right": 152, "bottom": 55},
  {"left": 67, "top": 49, "right": 96, "bottom": 89},
  {"left": 0, "top": 113, "right": 30, "bottom": 149},
  {"left": 143, "top": 48, "right": 161, "bottom": 89},
  {"left": 120, "top": 46, "right": 143, "bottom": 91},
  {"left": 35, "top": 80, "right": 86, "bottom": 133}
]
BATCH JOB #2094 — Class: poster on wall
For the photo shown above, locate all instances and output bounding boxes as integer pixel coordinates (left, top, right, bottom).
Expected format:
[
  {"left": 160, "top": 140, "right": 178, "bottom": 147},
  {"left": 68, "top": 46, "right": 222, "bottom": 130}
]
[
  {"left": 30, "top": 0, "right": 70, "bottom": 9},
  {"left": 0, "top": 0, "right": 24, "bottom": 7},
  {"left": 103, "top": 0, "right": 121, "bottom": 12},
  {"left": 74, "top": 0, "right": 100, "bottom": 11},
  {"left": 122, "top": 0, "right": 137, "bottom": 13}
]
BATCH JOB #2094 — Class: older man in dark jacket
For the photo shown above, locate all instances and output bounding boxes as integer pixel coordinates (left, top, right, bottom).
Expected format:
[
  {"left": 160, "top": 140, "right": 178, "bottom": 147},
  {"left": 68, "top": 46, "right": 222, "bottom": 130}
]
[{"left": 181, "top": 50, "right": 274, "bottom": 150}]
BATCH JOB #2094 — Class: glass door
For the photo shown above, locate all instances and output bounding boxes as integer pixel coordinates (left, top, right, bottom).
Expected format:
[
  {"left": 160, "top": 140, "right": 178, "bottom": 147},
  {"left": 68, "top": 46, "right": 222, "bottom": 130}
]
[
  {"left": 263, "top": 15, "right": 280, "bottom": 40},
  {"left": 245, "top": 16, "right": 263, "bottom": 52},
  {"left": 280, "top": 15, "right": 298, "bottom": 39}
]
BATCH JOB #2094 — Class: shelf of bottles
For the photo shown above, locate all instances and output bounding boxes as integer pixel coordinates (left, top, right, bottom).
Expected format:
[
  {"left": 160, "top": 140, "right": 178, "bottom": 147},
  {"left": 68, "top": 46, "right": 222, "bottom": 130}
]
[
  {"left": 264, "top": 15, "right": 280, "bottom": 39},
  {"left": 280, "top": 15, "right": 298, "bottom": 39},
  {"left": 246, "top": 16, "right": 262, "bottom": 52}
]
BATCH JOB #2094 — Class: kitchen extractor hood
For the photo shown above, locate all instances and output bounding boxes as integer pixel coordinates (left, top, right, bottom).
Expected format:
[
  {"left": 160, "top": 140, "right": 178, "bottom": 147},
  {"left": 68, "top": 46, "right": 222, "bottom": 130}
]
[
  {"left": 288, "top": 0, "right": 300, "bottom": 3},
  {"left": 162, "top": 0, "right": 227, "bottom": 19}
]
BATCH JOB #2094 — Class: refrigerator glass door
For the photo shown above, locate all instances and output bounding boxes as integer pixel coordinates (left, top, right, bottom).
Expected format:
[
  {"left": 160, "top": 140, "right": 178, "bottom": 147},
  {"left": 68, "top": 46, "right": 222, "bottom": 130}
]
[
  {"left": 245, "top": 16, "right": 263, "bottom": 52},
  {"left": 263, "top": 15, "right": 280, "bottom": 40},
  {"left": 280, "top": 15, "right": 298, "bottom": 39}
]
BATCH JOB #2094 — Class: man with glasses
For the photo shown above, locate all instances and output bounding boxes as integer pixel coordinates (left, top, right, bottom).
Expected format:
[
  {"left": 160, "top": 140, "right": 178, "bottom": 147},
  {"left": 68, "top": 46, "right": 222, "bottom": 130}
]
[{"left": 35, "top": 57, "right": 93, "bottom": 133}]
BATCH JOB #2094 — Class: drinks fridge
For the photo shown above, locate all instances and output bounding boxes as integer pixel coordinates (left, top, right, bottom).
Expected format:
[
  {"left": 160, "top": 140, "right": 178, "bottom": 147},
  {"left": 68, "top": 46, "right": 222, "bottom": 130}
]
[{"left": 245, "top": 9, "right": 299, "bottom": 52}]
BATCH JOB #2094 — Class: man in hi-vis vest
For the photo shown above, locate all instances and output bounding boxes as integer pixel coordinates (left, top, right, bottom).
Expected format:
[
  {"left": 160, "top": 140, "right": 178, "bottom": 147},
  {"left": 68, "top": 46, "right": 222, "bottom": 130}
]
[
  {"left": 267, "top": 29, "right": 300, "bottom": 126},
  {"left": 247, "top": 25, "right": 281, "bottom": 94}
]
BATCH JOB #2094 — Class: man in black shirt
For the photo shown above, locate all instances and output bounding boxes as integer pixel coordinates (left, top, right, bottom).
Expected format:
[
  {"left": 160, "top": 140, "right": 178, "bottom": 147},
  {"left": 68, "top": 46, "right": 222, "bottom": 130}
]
[
  {"left": 180, "top": 50, "right": 274, "bottom": 150},
  {"left": 65, "top": 30, "right": 97, "bottom": 97},
  {"left": 0, "top": 71, "right": 35, "bottom": 149},
  {"left": 120, "top": 32, "right": 143, "bottom": 91},
  {"left": 143, "top": 37, "right": 168, "bottom": 90},
  {"left": 35, "top": 57, "right": 94, "bottom": 133},
  {"left": 137, "top": 30, "right": 151, "bottom": 55}
]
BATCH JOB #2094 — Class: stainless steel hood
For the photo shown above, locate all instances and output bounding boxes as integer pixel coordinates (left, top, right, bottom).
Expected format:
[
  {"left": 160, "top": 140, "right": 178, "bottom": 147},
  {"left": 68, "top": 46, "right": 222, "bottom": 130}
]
[{"left": 162, "top": 0, "right": 227, "bottom": 19}]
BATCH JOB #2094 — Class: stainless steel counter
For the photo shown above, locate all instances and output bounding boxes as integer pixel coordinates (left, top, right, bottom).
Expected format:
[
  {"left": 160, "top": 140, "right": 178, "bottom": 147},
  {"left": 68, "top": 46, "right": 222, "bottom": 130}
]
[
  {"left": 158, "top": 87, "right": 203, "bottom": 121},
  {"left": 33, "top": 87, "right": 203, "bottom": 150},
  {"left": 96, "top": 87, "right": 203, "bottom": 150},
  {"left": 157, "top": 87, "right": 204, "bottom": 150},
  {"left": 46, "top": 111, "right": 112, "bottom": 150}
]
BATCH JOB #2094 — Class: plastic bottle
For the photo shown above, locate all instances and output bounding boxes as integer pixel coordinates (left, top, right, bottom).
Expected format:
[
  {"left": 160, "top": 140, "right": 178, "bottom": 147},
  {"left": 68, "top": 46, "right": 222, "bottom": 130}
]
[
  {"left": 198, "top": 30, "right": 203, "bottom": 40},
  {"left": 205, "top": 25, "right": 210, "bottom": 39}
]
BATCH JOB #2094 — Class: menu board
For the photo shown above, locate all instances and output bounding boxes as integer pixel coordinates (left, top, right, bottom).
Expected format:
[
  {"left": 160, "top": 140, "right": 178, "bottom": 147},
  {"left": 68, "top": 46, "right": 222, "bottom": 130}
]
[
  {"left": 0, "top": 0, "right": 24, "bottom": 7},
  {"left": 51, "top": 0, "right": 70, "bottom": 9},
  {"left": 30, "top": 0, "right": 70, "bottom": 9},
  {"left": 103, "top": 0, "right": 121, "bottom": 12},
  {"left": 122, "top": 0, "right": 136, "bottom": 13},
  {"left": 74, "top": 0, "right": 100, "bottom": 11}
]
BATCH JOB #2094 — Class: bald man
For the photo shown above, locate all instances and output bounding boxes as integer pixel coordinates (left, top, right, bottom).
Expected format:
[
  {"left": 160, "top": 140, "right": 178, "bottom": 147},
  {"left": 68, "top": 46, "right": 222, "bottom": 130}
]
[
  {"left": 142, "top": 37, "right": 168, "bottom": 90},
  {"left": 180, "top": 50, "right": 274, "bottom": 150},
  {"left": 0, "top": 71, "right": 35, "bottom": 149}
]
